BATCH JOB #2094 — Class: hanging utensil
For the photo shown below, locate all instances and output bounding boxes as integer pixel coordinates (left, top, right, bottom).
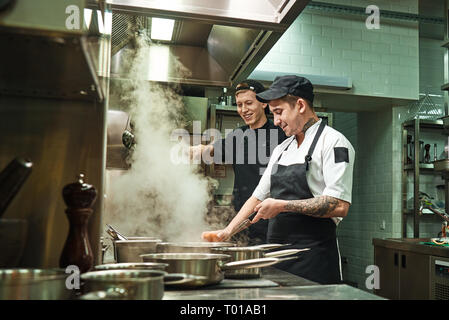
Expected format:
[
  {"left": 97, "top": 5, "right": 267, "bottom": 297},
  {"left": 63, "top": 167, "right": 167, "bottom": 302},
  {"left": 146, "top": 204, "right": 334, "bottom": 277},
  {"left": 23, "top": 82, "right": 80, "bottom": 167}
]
[{"left": 106, "top": 224, "right": 128, "bottom": 241}]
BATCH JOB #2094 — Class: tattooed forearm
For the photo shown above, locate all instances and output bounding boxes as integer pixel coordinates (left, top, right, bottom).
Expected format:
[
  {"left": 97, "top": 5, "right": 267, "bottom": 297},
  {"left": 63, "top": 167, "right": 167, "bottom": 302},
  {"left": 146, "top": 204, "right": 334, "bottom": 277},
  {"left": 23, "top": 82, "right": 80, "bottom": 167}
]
[
  {"left": 302, "top": 118, "right": 318, "bottom": 134},
  {"left": 284, "top": 196, "right": 340, "bottom": 218}
]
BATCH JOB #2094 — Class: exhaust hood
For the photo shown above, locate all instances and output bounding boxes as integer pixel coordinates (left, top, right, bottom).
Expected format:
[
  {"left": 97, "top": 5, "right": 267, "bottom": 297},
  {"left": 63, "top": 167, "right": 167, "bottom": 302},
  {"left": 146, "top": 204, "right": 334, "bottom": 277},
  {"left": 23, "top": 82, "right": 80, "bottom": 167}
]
[{"left": 109, "top": 0, "right": 310, "bottom": 87}]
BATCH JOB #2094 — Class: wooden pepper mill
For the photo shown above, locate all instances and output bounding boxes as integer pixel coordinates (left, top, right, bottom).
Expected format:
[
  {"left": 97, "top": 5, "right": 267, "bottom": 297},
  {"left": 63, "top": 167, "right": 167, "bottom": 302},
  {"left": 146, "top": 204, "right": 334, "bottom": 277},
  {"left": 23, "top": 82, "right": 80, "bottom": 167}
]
[{"left": 59, "top": 174, "right": 97, "bottom": 273}]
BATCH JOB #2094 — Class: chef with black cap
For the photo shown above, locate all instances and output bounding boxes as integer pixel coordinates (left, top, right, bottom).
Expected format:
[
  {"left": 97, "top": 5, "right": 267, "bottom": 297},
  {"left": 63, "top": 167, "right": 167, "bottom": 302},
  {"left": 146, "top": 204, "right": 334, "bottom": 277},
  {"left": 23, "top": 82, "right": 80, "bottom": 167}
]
[
  {"left": 192, "top": 79, "right": 287, "bottom": 245},
  {"left": 202, "top": 75, "right": 355, "bottom": 284}
]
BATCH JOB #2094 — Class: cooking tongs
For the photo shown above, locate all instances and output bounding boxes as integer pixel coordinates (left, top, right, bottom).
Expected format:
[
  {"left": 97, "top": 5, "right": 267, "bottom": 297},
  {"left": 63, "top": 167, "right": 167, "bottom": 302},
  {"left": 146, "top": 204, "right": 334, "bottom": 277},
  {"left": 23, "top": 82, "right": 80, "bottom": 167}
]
[
  {"left": 106, "top": 224, "right": 128, "bottom": 241},
  {"left": 228, "top": 212, "right": 258, "bottom": 239}
]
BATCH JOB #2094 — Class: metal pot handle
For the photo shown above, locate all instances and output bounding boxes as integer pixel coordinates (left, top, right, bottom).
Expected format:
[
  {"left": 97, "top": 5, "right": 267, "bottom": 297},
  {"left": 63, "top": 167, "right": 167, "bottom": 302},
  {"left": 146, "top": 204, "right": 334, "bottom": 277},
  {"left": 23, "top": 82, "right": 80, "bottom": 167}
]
[
  {"left": 163, "top": 273, "right": 208, "bottom": 286},
  {"left": 79, "top": 287, "right": 128, "bottom": 300},
  {"left": 250, "top": 243, "right": 292, "bottom": 251},
  {"left": 264, "top": 248, "right": 310, "bottom": 258},
  {"left": 220, "top": 256, "right": 298, "bottom": 271}
]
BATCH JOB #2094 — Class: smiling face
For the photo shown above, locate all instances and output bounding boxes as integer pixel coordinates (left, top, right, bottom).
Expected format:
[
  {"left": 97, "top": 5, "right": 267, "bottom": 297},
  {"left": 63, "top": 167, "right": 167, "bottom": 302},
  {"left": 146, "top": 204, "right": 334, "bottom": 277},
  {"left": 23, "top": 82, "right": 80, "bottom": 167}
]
[
  {"left": 269, "top": 97, "right": 309, "bottom": 137},
  {"left": 235, "top": 90, "right": 267, "bottom": 129}
]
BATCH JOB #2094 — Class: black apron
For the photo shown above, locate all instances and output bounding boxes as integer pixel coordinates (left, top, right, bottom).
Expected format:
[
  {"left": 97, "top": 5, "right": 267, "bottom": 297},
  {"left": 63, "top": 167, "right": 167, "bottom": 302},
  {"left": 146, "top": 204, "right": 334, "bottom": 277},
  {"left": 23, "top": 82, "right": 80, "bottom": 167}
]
[{"left": 268, "top": 120, "right": 341, "bottom": 284}]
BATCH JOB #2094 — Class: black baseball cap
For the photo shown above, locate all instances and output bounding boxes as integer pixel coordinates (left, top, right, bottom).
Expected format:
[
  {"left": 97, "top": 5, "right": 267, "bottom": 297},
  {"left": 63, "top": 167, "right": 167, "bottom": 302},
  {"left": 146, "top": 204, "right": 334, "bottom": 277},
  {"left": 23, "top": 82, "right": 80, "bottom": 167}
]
[
  {"left": 235, "top": 79, "right": 265, "bottom": 94},
  {"left": 256, "top": 75, "right": 314, "bottom": 103}
]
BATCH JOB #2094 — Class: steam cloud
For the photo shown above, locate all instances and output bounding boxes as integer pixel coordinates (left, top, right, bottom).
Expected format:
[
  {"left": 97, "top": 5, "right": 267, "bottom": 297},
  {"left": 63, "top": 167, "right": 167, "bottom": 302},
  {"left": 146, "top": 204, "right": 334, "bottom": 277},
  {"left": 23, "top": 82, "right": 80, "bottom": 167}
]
[{"left": 104, "top": 34, "right": 227, "bottom": 241}]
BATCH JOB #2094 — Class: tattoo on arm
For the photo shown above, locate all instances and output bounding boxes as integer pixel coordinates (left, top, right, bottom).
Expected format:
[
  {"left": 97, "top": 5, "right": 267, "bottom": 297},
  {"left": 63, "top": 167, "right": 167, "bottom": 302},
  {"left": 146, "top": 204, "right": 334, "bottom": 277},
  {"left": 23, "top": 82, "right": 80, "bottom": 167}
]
[
  {"left": 302, "top": 118, "right": 318, "bottom": 134},
  {"left": 285, "top": 196, "right": 339, "bottom": 218}
]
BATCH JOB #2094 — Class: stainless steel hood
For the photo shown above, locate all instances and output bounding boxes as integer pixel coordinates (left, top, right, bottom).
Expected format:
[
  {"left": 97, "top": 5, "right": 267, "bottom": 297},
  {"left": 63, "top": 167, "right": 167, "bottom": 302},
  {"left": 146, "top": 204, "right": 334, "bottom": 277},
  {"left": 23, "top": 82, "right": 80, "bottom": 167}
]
[{"left": 109, "top": 0, "right": 310, "bottom": 87}]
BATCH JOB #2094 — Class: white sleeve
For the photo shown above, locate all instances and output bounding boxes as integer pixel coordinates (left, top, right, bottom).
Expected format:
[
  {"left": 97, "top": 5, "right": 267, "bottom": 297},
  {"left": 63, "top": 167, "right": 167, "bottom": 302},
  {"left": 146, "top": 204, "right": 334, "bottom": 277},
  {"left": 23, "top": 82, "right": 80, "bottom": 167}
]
[
  {"left": 321, "top": 134, "right": 355, "bottom": 204},
  {"left": 252, "top": 145, "right": 282, "bottom": 201}
]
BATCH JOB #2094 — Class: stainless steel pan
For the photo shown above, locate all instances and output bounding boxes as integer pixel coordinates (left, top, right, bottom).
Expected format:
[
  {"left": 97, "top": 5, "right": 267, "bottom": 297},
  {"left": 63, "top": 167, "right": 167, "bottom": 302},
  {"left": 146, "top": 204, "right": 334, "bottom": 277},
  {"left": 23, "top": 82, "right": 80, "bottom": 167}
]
[
  {"left": 211, "top": 247, "right": 310, "bottom": 279},
  {"left": 140, "top": 253, "right": 297, "bottom": 287},
  {"left": 155, "top": 241, "right": 236, "bottom": 254},
  {"left": 80, "top": 269, "right": 202, "bottom": 300}
]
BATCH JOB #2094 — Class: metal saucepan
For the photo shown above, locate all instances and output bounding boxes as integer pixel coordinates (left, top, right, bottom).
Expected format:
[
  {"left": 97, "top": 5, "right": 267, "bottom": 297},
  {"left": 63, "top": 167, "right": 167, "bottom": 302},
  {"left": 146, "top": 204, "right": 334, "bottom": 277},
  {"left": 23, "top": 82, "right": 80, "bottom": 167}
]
[
  {"left": 156, "top": 241, "right": 236, "bottom": 254},
  {"left": 114, "top": 238, "right": 162, "bottom": 262},
  {"left": 80, "top": 269, "right": 202, "bottom": 300},
  {"left": 0, "top": 268, "right": 74, "bottom": 300},
  {"left": 140, "top": 253, "right": 298, "bottom": 288},
  {"left": 211, "top": 247, "right": 310, "bottom": 279}
]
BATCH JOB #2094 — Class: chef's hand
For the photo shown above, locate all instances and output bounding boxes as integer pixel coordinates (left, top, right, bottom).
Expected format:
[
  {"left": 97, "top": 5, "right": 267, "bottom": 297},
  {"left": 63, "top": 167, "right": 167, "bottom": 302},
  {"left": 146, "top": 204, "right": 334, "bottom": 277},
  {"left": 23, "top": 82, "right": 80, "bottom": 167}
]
[
  {"left": 189, "top": 145, "right": 203, "bottom": 161},
  {"left": 252, "top": 198, "right": 287, "bottom": 223},
  {"left": 201, "top": 229, "right": 230, "bottom": 242}
]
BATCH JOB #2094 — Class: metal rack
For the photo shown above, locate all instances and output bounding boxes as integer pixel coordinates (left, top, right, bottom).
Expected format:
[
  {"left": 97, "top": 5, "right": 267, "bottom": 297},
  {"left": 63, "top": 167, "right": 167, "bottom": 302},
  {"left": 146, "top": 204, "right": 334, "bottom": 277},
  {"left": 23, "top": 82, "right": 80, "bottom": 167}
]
[{"left": 401, "top": 119, "right": 445, "bottom": 238}]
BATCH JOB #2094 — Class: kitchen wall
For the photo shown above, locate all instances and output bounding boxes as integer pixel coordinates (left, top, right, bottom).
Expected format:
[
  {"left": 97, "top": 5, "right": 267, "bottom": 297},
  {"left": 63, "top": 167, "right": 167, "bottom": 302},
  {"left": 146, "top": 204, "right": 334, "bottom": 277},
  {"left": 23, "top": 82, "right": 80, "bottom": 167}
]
[
  {"left": 251, "top": 0, "right": 446, "bottom": 290},
  {"left": 255, "top": 0, "right": 419, "bottom": 100}
]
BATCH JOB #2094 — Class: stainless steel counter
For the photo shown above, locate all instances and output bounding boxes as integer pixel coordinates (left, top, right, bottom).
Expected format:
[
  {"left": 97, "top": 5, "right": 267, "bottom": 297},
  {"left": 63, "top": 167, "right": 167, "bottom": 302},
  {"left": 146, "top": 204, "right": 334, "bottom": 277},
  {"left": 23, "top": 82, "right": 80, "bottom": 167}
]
[{"left": 163, "top": 267, "right": 384, "bottom": 300}]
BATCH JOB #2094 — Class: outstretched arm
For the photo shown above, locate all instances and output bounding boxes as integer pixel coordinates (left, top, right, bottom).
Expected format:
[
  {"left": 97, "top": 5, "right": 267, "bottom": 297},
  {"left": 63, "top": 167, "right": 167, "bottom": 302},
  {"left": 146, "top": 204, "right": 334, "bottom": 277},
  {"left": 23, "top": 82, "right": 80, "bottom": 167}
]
[{"left": 251, "top": 196, "right": 349, "bottom": 223}]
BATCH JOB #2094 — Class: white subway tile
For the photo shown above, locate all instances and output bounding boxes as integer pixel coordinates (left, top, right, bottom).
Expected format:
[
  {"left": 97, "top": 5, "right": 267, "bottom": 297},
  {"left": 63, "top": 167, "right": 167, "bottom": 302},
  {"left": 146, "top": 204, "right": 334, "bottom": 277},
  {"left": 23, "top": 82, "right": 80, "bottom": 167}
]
[
  {"left": 301, "top": 23, "right": 322, "bottom": 36},
  {"left": 279, "top": 43, "right": 301, "bottom": 54},
  {"left": 298, "top": 66, "right": 322, "bottom": 75},
  {"left": 322, "top": 47, "right": 342, "bottom": 58},
  {"left": 362, "top": 52, "right": 382, "bottom": 63},
  {"left": 351, "top": 39, "right": 371, "bottom": 51},
  {"left": 343, "top": 49, "right": 362, "bottom": 61},
  {"left": 343, "top": 28, "right": 362, "bottom": 40},
  {"left": 312, "top": 36, "right": 332, "bottom": 48},
  {"left": 301, "top": 45, "right": 322, "bottom": 56},
  {"left": 289, "top": 54, "right": 312, "bottom": 67},
  {"left": 390, "top": 44, "right": 410, "bottom": 56},
  {"left": 332, "top": 38, "right": 352, "bottom": 50},
  {"left": 312, "top": 56, "right": 332, "bottom": 68},
  {"left": 381, "top": 54, "right": 400, "bottom": 65}
]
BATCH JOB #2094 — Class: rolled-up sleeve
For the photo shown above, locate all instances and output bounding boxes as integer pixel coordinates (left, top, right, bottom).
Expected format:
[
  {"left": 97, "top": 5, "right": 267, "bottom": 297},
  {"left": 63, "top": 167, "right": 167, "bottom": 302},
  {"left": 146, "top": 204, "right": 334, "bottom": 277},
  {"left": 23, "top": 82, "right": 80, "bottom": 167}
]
[{"left": 321, "top": 136, "right": 355, "bottom": 204}]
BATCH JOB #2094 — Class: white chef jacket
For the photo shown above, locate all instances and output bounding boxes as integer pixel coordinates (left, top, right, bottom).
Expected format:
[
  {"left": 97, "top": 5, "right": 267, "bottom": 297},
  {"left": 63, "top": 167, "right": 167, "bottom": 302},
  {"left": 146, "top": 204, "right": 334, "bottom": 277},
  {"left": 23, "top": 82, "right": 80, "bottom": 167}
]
[{"left": 252, "top": 119, "right": 355, "bottom": 225}]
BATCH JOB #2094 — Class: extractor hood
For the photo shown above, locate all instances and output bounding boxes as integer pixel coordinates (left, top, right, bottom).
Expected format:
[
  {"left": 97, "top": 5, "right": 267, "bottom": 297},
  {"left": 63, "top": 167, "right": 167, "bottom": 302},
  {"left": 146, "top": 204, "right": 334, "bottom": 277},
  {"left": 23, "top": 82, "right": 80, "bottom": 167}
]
[{"left": 109, "top": 0, "right": 310, "bottom": 87}]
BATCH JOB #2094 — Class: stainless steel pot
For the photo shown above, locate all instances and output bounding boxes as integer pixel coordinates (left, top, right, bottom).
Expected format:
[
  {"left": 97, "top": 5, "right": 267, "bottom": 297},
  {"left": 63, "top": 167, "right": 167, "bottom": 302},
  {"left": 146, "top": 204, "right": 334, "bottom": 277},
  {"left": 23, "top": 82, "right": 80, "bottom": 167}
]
[
  {"left": 155, "top": 241, "right": 236, "bottom": 253},
  {"left": 211, "top": 247, "right": 309, "bottom": 279},
  {"left": 140, "top": 253, "right": 297, "bottom": 287},
  {"left": 0, "top": 268, "right": 73, "bottom": 300},
  {"left": 114, "top": 238, "right": 162, "bottom": 262},
  {"left": 80, "top": 269, "right": 200, "bottom": 300}
]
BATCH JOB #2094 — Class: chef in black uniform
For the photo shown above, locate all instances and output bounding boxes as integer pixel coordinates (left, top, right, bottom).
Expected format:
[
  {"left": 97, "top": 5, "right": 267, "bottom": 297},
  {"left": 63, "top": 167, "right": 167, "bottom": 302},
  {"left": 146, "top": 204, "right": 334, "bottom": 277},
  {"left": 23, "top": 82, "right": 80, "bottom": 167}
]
[
  {"left": 203, "top": 75, "right": 355, "bottom": 284},
  {"left": 192, "top": 79, "right": 286, "bottom": 244}
]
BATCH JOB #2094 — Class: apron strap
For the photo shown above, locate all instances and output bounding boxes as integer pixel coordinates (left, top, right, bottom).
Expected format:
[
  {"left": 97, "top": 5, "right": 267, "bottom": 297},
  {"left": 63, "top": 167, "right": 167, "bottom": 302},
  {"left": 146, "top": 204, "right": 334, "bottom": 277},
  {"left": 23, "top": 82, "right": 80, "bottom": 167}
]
[
  {"left": 305, "top": 120, "right": 326, "bottom": 171},
  {"left": 274, "top": 119, "right": 327, "bottom": 169}
]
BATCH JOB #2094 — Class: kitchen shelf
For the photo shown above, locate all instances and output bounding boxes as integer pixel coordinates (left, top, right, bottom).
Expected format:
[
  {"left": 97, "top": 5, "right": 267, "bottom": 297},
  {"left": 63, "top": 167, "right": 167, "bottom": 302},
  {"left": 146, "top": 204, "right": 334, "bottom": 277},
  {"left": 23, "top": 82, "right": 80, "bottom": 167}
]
[
  {"left": 402, "top": 119, "right": 447, "bottom": 238},
  {"left": 402, "top": 119, "right": 443, "bottom": 129},
  {"left": 404, "top": 163, "right": 435, "bottom": 171}
]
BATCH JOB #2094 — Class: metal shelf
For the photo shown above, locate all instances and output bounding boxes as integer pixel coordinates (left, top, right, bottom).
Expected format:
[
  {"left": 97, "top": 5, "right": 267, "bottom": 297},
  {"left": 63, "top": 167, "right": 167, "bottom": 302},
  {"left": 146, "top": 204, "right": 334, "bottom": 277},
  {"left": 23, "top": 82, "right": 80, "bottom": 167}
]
[
  {"left": 402, "top": 119, "right": 444, "bottom": 129},
  {"left": 404, "top": 163, "right": 436, "bottom": 172}
]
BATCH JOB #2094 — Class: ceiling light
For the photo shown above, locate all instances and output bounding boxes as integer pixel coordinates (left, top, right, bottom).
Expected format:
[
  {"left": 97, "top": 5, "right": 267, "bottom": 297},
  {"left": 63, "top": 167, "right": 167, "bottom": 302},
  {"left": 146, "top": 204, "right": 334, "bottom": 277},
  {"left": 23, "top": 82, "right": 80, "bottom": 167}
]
[{"left": 151, "top": 18, "right": 175, "bottom": 41}]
